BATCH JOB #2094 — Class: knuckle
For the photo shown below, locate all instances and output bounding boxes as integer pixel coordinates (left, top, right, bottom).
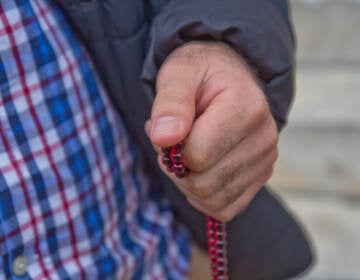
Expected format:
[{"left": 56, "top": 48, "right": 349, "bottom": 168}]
[
  {"left": 252, "top": 96, "right": 269, "bottom": 122},
  {"left": 268, "top": 147, "right": 279, "bottom": 165},
  {"left": 268, "top": 126, "right": 279, "bottom": 148},
  {"left": 260, "top": 123, "right": 279, "bottom": 155}
]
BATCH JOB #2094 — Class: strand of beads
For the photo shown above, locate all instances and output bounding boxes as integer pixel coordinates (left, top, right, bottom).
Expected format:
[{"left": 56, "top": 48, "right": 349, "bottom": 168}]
[
  {"left": 207, "top": 216, "right": 228, "bottom": 280},
  {"left": 161, "top": 142, "right": 228, "bottom": 280}
]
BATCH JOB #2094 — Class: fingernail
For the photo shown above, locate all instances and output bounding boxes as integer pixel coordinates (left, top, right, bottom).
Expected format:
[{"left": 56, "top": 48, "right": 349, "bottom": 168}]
[{"left": 151, "top": 116, "right": 179, "bottom": 138}]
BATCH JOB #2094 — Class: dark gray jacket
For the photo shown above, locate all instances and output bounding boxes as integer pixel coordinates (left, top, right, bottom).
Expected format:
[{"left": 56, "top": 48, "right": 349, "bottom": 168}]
[{"left": 57, "top": 0, "right": 313, "bottom": 279}]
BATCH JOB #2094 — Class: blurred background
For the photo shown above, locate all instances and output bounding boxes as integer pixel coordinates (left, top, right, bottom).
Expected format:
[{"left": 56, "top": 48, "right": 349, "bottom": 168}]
[
  {"left": 271, "top": 0, "right": 360, "bottom": 278},
  {"left": 190, "top": 0, "right": 360, "bottom": 279}
]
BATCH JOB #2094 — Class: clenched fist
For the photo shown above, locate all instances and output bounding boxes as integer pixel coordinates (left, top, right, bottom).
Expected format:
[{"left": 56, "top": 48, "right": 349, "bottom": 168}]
[{"left": 146, "top": 42, "right": 279, "bottom": 222}]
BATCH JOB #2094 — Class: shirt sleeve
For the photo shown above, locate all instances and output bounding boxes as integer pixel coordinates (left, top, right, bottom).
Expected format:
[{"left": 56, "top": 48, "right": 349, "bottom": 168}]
[{"left": 141, "top": 0, "right": 295, "bottom": 131}]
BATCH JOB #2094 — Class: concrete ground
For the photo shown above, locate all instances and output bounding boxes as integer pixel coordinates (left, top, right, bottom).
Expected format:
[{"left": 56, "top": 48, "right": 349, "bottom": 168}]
[{"left": 189, "top": 0, "right": 360, "bottom": 279}]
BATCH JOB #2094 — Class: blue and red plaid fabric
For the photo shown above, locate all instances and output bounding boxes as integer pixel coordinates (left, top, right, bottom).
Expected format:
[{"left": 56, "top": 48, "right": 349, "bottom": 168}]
[{"left": 0, "top": 0, "right": 190, "bottom": 279}]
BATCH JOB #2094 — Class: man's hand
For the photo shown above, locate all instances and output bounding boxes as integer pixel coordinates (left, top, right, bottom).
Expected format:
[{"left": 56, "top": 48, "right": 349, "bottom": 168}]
[{"left": 146, "top": 42, "right": 279, "bottom": 222}]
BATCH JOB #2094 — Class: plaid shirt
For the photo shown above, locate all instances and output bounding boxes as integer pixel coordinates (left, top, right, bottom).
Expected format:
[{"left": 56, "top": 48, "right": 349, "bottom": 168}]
[{"left": 0, "top": 1, "right": 190, "bottom": 279}]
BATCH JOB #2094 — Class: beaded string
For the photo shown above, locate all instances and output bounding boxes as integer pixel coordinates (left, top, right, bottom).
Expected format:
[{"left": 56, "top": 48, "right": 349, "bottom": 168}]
[{"left": 162, "top": 142, "right": 228, "bottom": 280}]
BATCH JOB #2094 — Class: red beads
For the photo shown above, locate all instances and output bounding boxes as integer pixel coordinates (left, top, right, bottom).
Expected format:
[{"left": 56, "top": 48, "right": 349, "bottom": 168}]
[
  {"left": 161, "top": 142, "right": 188, "bottom": 178},
  {"left": 207, "top": 216, "right": 228, "bottom": 280},
  {"left": 161, "top": 142, "right": 228, "bottom": 280}
]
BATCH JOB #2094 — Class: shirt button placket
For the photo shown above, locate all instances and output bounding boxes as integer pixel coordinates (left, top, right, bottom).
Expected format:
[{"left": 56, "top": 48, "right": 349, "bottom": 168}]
[{"left": 12, "top": 255, "right": 28, "bottom": 276}]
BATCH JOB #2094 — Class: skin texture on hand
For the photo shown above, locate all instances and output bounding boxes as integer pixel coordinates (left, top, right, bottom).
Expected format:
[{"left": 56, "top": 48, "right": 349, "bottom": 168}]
[{"left": 146, "top": 42, "right": 279, "bottom": 222}]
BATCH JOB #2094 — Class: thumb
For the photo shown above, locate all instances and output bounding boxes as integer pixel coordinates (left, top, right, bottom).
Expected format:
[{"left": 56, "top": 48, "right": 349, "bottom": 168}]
[{"left": 149, "top": 49, "right": 206, "bottom": 147}]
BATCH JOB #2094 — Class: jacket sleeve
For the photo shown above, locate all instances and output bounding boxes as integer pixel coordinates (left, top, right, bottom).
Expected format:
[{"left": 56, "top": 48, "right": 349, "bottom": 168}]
[{"left": 142, "top": 0, "right": 295, "bottom": 131}]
